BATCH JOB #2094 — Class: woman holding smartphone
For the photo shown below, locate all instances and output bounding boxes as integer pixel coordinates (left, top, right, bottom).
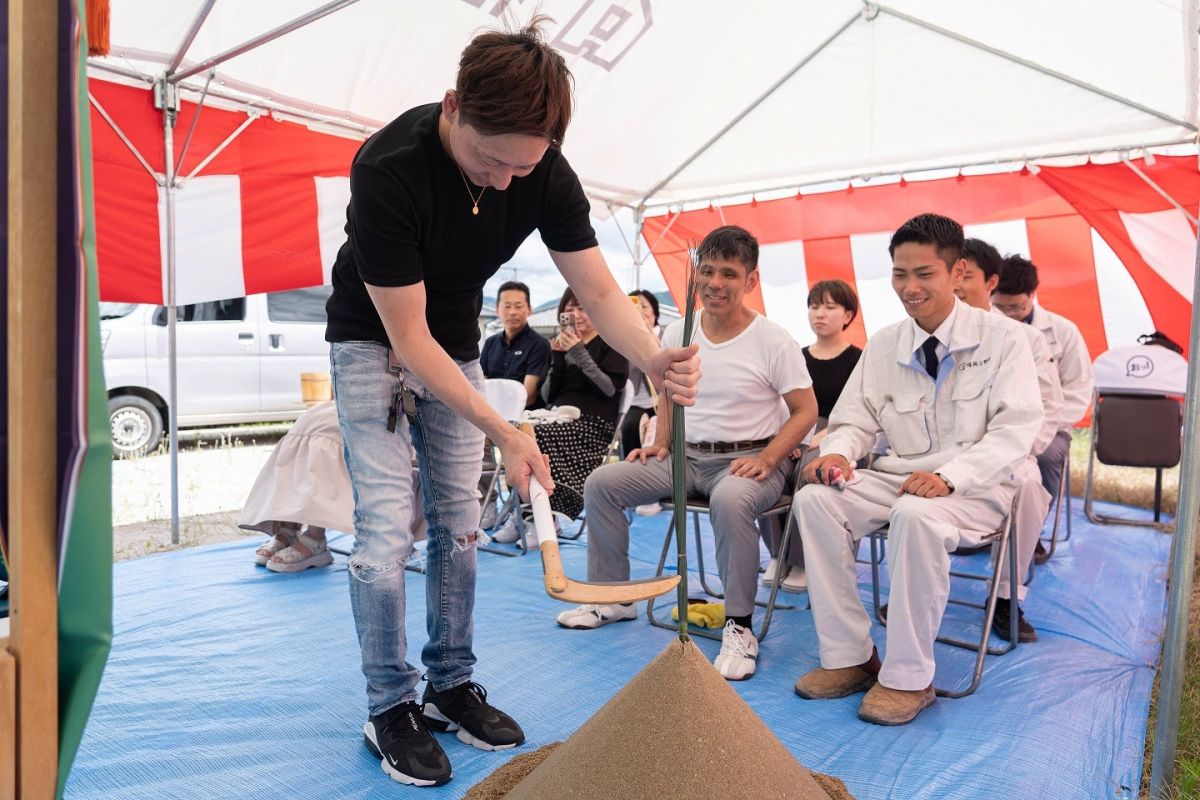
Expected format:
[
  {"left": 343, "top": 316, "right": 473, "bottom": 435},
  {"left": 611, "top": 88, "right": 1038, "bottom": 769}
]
[{"left": 533, "top": 287, "right": 628, "bottom": 521}]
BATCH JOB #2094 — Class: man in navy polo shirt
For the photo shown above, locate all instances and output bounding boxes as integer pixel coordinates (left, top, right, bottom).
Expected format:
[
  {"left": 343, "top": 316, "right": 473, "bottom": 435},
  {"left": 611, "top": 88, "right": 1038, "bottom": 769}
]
[
  {"left": 479, "top": 280, "right": 550, "bottom": 531},
  {"left": 480, "top": 280, "right": 550, "bottom": 408}
]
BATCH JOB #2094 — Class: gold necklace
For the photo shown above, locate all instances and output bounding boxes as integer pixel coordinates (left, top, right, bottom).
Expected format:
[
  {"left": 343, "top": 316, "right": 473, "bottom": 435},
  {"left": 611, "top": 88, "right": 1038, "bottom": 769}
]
[{"left": 456, "top": 166, "right": 486, "bottom": 215}]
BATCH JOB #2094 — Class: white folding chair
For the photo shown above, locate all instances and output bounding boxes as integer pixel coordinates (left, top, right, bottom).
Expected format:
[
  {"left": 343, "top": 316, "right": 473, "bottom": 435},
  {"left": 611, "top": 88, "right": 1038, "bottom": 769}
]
[{"left": 478, "top": 378, "right": 528, "bottom": 556}]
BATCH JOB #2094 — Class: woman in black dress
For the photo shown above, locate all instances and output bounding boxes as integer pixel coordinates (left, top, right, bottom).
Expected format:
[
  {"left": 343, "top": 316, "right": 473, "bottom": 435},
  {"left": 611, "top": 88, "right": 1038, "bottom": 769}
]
[
  {"left": 762, "top": 279, "right": 861, "bottom": 592},
  {"left": 535, "top": 288, "right": 629, "bottom": 520}
]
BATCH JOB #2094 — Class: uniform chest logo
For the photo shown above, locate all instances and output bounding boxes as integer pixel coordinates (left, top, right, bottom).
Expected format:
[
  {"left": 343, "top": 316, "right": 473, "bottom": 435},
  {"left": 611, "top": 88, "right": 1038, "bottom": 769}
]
[{"left": 957, "top": 357, "right": 991, "bottom": 371}]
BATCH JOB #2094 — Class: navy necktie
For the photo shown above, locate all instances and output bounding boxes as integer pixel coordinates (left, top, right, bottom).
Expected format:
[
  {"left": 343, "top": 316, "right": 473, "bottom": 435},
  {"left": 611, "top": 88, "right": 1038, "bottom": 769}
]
[{"left": 921, "top": 336, "right": 940, "bottom": 379}]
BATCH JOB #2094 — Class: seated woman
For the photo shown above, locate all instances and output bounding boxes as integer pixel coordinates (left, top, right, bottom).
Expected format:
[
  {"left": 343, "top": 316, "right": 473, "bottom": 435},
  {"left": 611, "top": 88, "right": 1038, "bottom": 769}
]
[
  {"left": 242, "top": 399, "right": 425, "bottom": 571},
  {"left": 532, "top": 288, "right": 629, "bottom": 521},
  {"left": 620, "top": 289, "right": 662, "bottom": 457},
  {"left": 242, "top": 400, "right": 347, "bottom": 572},
  {"left": 761, "top": 279, "right": 862, "bottom": 592}
]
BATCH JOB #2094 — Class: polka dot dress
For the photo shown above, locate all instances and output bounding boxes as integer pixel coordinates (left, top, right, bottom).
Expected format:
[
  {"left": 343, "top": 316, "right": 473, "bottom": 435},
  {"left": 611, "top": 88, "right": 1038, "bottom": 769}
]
[{"left": 534, "top": 414, "right": 616, "bottom": 520}]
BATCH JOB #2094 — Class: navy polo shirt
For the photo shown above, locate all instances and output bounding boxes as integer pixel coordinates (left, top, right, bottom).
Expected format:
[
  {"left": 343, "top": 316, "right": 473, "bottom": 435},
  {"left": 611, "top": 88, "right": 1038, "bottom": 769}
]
[{"left": 480, "top": 324, "right": 551, "bottom": 382}]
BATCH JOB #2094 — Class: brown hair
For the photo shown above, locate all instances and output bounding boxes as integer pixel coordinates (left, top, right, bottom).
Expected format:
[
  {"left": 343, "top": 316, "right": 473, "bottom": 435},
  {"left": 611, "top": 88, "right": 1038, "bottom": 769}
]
[
  {"left": 556, "top": 286, "right": 579, "bottom": 318},
  {"left": 456, "top": 16, "right": 574, "bottom": 145},
  {"left": 807, "top": 279, "right": 860, "bottom": 329}
]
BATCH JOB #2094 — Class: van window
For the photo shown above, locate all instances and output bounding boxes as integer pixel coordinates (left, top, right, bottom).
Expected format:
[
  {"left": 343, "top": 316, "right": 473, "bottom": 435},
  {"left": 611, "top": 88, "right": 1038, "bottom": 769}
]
[
  {"left": 267, "top": 286, "right": 332, "bottom": 323},
  {"left": 153, "top": 298, "right": 246, "bottom": 326},
  {"left": 100, "top": 302, "right": 140, "bottom": 320}
]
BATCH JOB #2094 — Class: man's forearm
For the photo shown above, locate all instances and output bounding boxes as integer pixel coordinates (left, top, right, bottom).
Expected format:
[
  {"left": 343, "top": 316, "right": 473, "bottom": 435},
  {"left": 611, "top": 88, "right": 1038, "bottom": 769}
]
[{"left": 368, "top": 284, "right": 514, "bottom": 445}]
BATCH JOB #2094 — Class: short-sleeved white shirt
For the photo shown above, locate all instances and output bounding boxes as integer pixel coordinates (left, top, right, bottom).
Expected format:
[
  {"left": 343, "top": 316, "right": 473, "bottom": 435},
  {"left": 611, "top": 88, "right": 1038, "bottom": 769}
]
[{"left": 661, "top": 311, "right": 812, "bottom": 443}]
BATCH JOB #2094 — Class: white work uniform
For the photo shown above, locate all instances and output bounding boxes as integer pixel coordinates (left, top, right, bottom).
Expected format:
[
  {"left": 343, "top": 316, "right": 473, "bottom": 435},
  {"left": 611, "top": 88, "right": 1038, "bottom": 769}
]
[
  {"left": 990, "top": 314, "right": 1061, "bottom": 599},
  {"left": 1029, "top": 300, "right": 1094, "bottom": 429},
  {"left": 795, "top": 299, "right": 1042, "bottom": 690}
]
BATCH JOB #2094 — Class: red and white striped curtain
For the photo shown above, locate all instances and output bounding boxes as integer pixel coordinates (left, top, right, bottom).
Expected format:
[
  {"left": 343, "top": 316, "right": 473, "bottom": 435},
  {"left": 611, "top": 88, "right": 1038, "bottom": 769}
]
[
  {"left": 644, "top": 157, "right": 1198, "bottom": 359},
  {"left": 90, "top": 78, "right": 360, "bottom": 305}
]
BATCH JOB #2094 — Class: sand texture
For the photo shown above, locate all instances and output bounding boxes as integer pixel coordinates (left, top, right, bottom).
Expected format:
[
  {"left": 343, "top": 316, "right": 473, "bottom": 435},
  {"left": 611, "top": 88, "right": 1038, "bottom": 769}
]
[{"left": 495, "top": 639, "right": 844, "bottom": 800}]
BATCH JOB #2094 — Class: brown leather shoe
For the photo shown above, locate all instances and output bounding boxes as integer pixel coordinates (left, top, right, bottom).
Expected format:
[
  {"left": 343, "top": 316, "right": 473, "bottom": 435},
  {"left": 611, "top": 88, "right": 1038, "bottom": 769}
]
[
  {"left": 794, "top": 649, "right": 881, "bottom": 699},
  {"left": 857, "top": 683, "right": 935, "bottom": 726}
]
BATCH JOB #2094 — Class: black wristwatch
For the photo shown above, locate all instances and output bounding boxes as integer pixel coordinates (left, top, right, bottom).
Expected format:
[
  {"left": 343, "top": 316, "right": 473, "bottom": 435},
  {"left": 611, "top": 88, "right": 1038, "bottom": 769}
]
[{"left": 935, "top": 473, "right": 955, "bottom": 494}]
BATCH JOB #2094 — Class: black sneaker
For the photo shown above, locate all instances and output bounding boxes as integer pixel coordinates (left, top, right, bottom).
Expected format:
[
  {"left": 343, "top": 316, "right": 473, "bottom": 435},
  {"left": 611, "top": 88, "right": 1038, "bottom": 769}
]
[
  {"left": 363, "top": 701, "right": 452, "bottom": 787},
  {"left": 992, "top": 598, "right": 1038, "bottom": 643},
  {"left": 1033, "top": 541, "right": 1051, "bottom": 565},
  {"left": 422, "top": 681, "right": 525, "bottom": 751}
]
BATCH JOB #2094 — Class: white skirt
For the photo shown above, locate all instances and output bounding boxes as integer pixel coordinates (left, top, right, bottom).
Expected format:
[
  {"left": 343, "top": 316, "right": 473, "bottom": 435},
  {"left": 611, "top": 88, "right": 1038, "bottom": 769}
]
[{"left": 237, "top": 401, "right": 425, "bottom": 541}]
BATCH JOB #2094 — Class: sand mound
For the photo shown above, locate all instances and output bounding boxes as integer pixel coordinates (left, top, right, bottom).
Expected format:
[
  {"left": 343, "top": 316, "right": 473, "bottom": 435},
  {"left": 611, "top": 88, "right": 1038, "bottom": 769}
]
[{"left": 483, "top": 639, "right": 848, "bottom": 800}]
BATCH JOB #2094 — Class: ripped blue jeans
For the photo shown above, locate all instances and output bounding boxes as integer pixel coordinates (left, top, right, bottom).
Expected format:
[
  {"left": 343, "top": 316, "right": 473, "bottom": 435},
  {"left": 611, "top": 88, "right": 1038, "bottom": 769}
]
[{"left": 331, "top": 341, "right": 485, "bottom": 716}]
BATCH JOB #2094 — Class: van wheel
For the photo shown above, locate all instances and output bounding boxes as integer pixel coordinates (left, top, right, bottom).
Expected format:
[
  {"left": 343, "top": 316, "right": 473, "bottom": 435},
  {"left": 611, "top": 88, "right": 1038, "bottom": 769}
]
[{"left": 109, "top": 395, "right": 163, "bottom": 458}]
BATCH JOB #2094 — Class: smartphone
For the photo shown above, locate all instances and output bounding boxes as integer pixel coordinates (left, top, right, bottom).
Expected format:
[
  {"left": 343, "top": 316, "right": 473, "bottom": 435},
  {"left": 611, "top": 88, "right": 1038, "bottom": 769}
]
[{"left": 558, "top": 312, "right": 576, "bottom": 332}]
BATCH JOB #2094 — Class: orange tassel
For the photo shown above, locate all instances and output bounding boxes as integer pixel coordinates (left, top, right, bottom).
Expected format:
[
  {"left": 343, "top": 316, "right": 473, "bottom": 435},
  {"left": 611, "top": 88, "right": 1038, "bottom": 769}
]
[{"left": 87, "top": 0, "right": 110, "bottom": 57}]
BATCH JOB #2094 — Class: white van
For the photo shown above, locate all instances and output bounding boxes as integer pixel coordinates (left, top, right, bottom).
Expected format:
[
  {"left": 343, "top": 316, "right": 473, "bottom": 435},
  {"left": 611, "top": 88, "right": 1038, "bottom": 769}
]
[{"left": 101, "top": 286, "right": 333, "bottom": 457}]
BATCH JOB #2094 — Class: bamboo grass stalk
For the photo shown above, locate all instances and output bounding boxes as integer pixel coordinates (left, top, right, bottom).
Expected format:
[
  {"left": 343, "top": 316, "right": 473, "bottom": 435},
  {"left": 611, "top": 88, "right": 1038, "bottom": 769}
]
[{"left": 670, "top": 244, "right": 700, "bottom": 641}]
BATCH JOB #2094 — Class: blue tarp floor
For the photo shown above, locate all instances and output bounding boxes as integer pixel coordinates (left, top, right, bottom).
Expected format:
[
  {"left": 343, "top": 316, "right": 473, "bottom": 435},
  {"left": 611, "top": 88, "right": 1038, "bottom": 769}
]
[{"left": 66, "top": 498, "right": 1171, "bottom": 800}]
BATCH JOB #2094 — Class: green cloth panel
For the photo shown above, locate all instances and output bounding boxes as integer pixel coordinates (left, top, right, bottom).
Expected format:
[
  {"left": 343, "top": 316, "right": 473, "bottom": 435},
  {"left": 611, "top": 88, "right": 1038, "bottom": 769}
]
[{"left": 57, "top": 1, "right": 114, "bottom": 794}]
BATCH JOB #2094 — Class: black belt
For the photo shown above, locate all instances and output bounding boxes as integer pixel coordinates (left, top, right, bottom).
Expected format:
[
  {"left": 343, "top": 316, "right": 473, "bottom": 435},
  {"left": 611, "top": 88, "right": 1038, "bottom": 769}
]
[{"left": 686, "top": 438, "right": 771, "bottom": 454}]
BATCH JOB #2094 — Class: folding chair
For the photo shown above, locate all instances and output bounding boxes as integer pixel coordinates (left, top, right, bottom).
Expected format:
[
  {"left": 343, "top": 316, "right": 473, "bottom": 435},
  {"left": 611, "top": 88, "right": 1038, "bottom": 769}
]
[
  {"left": 1035, "top": 446, "right": 1072, "bottom": 559},
  {"left": 867, "top": 492, "right": 1021, "bottom": 699},
  {"left": 1083, "top": 391, "right": 1182, "bottom": 533},
  {"left": 645, "top": 459, "right": 804, "bottom": 643},
  {"left": 478, "top": 378, "right": 532, "bottom": 556}
]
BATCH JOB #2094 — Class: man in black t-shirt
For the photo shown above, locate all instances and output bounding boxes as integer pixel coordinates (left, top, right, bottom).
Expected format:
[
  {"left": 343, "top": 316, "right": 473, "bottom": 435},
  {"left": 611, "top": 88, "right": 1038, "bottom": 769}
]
[{"left": 324, "top": 22, "right": 699, "bottom": 789}]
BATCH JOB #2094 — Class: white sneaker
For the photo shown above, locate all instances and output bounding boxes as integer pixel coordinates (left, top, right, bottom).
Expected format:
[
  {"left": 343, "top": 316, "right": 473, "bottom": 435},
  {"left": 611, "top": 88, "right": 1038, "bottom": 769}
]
[
  {"left": 480, "top": 501, "right": 499, "bottom": 530},
  {"left": 491, "top": 515, "right": 520, "bottom": 544},
  {"left": 713, "top": 620, "right": 758, "bottom": 681},
  {"left": 522, "top": 514, "right": 563, "bottom": 550},
  {"left": 780, "top": 566, "right": 807, "bottom": 593},
  {"left": 760, "top": 557, "right": 789, "bottom": 587},
  {"left": 635, "top": 502, "right": 662, "bottom": 516},
  {"left": 556, "top": 603, "right": 637, "bottom": 630}
]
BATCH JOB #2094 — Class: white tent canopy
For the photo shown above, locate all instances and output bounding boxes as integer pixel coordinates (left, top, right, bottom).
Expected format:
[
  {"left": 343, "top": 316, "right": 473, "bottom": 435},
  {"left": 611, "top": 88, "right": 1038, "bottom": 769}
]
[
  {"left": 94, "top": 0, "right": 1199, "bottom": 211},
  {"left": 88, "top": 5, "right": 1200, "bottom": 794}
]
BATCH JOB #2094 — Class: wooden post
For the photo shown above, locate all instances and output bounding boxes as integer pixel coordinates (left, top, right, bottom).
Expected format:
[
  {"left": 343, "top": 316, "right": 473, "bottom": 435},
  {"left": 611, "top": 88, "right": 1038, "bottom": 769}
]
[
  {"left": 0, "top": 639, "right": 15, "bottom": 800},
  {"left": 7, "top": 0, "right": 60, "bottom": 797}
]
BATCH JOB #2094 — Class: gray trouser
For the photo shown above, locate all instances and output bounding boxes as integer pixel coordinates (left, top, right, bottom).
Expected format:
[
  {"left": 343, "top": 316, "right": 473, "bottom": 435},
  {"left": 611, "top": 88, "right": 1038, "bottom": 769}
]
[
  {"left": 583, "top": 446, "right": 787, "bottom": 617},
  {"left": 1036, "top": 429, "right": 1071, "bottom": 500}
]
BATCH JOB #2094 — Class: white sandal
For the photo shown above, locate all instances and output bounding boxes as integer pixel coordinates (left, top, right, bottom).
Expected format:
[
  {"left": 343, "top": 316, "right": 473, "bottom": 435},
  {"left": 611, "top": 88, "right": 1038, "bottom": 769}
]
[
  {"left": 266, "top": 532, "right": 333, "bottom": 573},
  {"left": 254, "top": 525, "right": 299, "bottom": 566}
]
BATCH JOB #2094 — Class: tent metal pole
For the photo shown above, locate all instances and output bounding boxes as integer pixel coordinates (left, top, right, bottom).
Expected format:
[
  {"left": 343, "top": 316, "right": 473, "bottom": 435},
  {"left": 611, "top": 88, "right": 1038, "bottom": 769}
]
[
  {"left": 159, "top": 78, "right": 181, "bottom": 544},
  {"left": 90, "top": 61, "right": 376, "bottom": 140},
  {"left": 877, "top": 4, "right": 1197, "bottom": 134},
  {"left": 1149, "top": 233, "right": 1200, "bottom": 798},
  {"left": 175, "top": 71, "right": 214, "bottom": 176},
  {"left": 167, "top": 0, "right": 217, "bottom": 75},
  {"left": 170, "top": 0, "right": 362, "bottom": 84},
  {"left": 178, "top": 110, "right": 260, "bottom": 185},
  {"left": 632, "top": 205, "right": 644, "bottom": 290},
  {"left": 638, "top": 137, "right": 1198, "bottom": 212},
  {"left": 639, "top": 8, "right": 862, "bottom": 204},
  {"left": 87, "top": 92, "right": 158, "bottom": 180},
  {"left": 1121, "top": 156, "right": 1199, "bottom": 228}
]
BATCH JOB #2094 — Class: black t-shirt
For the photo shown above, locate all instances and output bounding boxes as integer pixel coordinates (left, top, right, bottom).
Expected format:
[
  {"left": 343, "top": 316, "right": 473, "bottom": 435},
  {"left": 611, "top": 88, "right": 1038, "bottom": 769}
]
[
  {"left": 803, "top": 344, "right": 863, "bottom": 418},
  {"left": 544, "top": 337, "right": 628, "bottom": 422},
  {"left": 324, "top": 103, "right": 598, "bottom": 360}
]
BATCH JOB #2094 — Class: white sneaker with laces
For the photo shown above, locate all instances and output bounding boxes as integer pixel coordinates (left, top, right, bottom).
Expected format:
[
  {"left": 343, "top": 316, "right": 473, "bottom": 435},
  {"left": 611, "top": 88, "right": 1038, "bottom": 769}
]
[
  {"left": 760, "top": 557, "right": 789, "bottom": 587},
  {"left": 491, "top": 515, "right": 520, "bottom": 544},
  {"left": 556, "top": 603, "right": 637, "bottom": 630},
  {"left": 714, "top": 620, "right": 758, "bottom": 681},
  {"left": 780, "top": 566, "right": 807, "bottom": 593}
]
